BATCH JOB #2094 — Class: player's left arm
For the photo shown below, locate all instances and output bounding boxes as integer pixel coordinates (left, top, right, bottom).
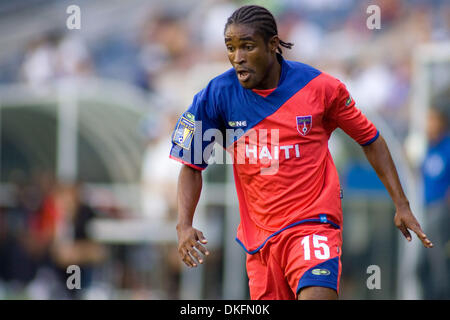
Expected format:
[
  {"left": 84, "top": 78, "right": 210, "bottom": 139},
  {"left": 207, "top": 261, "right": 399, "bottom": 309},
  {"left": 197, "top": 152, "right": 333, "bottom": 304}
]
[{"left": 362, "top": 134, "right": 433, "bottom": 248}]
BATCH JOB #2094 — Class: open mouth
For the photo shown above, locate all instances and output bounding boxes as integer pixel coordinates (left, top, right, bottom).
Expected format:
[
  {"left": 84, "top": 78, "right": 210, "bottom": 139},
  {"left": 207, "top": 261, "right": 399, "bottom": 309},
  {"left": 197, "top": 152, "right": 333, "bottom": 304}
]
[{"left": 237, "top": 70, "right": 251, "bottom": 82}]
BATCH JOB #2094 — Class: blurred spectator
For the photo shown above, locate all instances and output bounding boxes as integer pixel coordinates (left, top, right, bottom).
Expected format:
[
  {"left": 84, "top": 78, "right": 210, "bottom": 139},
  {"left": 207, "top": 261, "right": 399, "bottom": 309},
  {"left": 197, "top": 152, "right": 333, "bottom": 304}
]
[
  {"left": 137, "top": 12, "right": 174, "bottom": 92},
  {"left": 420, "top": 106, "right": 450, "bottom": 299},
  {"left": 57, "top": 34, "right": 93, "bottom": 78},
  {"left": 423, "top": 106, "right": 450, "bottom": 205},
  {"left": 190, "top": 0, "right": 237, "bottom": 61},
  {"left": 29, "top": 172, "right": 59, "bottom": 250},
  {"left": 0, "top": 172, "right": 41, "bottom": 294},
  {"left": 49, "top": 183, "right": 107, "bottom": 298},
  {"left": 288, "top": 19, "right": 324, "bottom": 62},
  {"left": 137, "top": 9, "right": 193, "bottom": 92},
  {"left": 21, "top": 34, "right": 59, "bottom": 87},
  {"left": 21, "top": 30, "right": 93, "bottom": 90},
  {"left": 27, "top": 181, "right": 107, "bottom": 299}
]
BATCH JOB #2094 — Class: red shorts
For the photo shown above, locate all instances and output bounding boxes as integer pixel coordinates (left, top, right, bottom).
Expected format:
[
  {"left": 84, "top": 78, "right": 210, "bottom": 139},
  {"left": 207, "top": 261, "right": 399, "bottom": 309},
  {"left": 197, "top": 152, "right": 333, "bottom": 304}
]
[{"left": 245, "top": 222, "right": 342, "bottom": 300}]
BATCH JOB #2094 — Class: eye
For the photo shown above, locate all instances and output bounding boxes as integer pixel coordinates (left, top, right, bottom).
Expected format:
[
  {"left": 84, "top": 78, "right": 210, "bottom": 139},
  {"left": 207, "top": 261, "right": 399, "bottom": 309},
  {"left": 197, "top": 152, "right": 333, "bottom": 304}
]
[
  {"left": 245, "top": 44, "right": 254, "bottom": 51},
  {"left": 226, "top": 45, "right": 234, "bottom": 52}
]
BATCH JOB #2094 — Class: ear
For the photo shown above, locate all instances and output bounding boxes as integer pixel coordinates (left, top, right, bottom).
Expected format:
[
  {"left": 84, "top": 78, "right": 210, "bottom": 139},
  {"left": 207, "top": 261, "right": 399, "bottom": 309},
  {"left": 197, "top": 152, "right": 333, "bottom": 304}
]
[{"left": 269, "top": 35, "right": 280, "bottom": 53}]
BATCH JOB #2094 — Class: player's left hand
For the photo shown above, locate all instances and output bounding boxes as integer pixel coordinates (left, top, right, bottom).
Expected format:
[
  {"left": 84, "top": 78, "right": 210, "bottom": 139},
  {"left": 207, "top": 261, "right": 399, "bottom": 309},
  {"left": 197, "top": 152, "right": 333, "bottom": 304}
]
[{"left": 394, "top": 205, "right": 433, "bottom": 248}]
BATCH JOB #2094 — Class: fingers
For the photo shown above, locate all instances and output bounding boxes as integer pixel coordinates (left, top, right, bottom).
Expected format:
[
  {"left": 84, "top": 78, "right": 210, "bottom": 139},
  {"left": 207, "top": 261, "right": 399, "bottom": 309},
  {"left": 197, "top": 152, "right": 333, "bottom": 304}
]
[
  {"left": 181, "top": 249, "right": 196, "bottom": 268},
  {"left": 194, "top": 241, "right": 210, "bottom": 256},
  {"left": 395, "top": 216, "right": 434, "bottom": 248},
  {"left": 397, "top": 221, "right": 412, "bottom": 242},
  {"left": 195, "top": 230, "right": 210, "bottom": 255},
  {"left": 178, "top": 232, "right": 209, "bottom": 268},
  {"left": 189, "top": 243, "right": 204, "bottom": 264},
  {"left": 196, "top": 230, "right": 208, "bottom": 245},
  {"left": 180, "top": 245, "right": 207, "bottom": 267},
  {"left": 408, "top": 223, "right": 434, "bottom": 248}
]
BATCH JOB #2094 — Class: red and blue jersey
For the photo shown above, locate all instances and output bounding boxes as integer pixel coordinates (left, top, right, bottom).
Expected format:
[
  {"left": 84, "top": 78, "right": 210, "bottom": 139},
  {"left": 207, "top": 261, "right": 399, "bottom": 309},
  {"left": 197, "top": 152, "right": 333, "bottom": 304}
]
[{"left": 170, "top": 54, "right": 379, "bottom": 254}]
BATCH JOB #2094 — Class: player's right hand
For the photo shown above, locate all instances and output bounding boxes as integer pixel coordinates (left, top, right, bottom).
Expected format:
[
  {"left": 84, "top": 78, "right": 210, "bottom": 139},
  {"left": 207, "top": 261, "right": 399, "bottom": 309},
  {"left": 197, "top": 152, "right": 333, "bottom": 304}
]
[{"left": 176, "top": 225, "right": 209, "bottom": 267}]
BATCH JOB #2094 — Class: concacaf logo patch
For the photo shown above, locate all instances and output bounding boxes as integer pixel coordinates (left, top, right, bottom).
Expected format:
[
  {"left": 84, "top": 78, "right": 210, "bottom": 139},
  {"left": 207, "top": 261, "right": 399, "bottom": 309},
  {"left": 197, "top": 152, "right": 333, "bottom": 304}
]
[{"left": 173, "top": 112, "right": 195, "bottom": 150}]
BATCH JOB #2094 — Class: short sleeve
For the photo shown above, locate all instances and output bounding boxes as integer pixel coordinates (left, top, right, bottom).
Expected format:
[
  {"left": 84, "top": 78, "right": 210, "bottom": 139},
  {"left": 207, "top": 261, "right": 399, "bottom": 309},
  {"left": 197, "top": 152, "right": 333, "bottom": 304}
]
[
  {"left": 169, "top": 84, "right": 223, "bottom": 170},
  {"left": 327, "top": 81, "right": 379, "bottom": 146}
]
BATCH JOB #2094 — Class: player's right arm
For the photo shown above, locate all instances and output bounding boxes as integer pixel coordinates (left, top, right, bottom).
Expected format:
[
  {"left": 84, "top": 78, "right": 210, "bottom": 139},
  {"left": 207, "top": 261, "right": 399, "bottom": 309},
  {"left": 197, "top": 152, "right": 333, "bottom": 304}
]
[
  {"left": 176, "top": 164, "right": 209, "bottom": 267},
  {"left": 170, "top": 81, "right": 223, "bottom": 267}
]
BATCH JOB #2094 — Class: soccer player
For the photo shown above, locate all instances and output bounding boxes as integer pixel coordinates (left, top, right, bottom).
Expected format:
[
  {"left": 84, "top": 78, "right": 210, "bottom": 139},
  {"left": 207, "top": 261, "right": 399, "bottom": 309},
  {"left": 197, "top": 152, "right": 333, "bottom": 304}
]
[{"left": 169, "top": 5, "right": 433, "bottom": 300}]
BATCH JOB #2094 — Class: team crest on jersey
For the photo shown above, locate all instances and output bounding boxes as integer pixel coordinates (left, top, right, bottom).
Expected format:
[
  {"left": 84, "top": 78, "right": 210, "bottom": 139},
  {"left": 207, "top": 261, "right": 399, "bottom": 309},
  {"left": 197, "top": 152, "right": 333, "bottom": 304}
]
[
  {"left": 296, "top": 116, "right": 312, "bottom": 136},
  {"left": 173, "top": 113, "right": 195, "bottom": 150}
]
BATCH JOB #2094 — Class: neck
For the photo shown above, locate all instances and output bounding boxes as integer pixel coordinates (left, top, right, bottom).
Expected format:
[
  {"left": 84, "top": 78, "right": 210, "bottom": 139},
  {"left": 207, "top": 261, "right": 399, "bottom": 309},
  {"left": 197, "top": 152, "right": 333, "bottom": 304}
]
[{"left": 255, "top": 54, "right": 281, "bottom": 90}]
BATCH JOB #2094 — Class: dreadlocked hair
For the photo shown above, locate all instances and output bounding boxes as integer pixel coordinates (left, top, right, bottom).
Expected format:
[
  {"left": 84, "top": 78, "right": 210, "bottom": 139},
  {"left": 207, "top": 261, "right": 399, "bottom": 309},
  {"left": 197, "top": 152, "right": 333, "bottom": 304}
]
[{"left": 224, "top": 5, "right": 294, "bottom": 55}]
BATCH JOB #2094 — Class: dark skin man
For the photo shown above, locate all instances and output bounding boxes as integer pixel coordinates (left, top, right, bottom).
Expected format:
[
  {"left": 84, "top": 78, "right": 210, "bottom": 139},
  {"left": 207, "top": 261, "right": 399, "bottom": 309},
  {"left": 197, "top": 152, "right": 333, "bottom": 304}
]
[{"left": 176, "top": 23, "right": 433, "bottom": 300}]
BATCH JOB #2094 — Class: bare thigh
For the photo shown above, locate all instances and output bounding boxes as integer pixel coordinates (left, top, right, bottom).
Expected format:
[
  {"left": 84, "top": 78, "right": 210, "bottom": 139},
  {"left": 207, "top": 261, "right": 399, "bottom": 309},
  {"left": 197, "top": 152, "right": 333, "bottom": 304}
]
[{"left": 298, "top": 286, "right": 338, "bottom": 300}]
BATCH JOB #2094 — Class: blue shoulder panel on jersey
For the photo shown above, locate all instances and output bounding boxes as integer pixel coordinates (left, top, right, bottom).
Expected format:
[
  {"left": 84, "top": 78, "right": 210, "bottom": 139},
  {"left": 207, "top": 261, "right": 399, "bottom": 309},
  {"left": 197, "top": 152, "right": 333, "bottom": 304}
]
[{"left": 209, "top": 54, "right": 322, "bottom": 147}]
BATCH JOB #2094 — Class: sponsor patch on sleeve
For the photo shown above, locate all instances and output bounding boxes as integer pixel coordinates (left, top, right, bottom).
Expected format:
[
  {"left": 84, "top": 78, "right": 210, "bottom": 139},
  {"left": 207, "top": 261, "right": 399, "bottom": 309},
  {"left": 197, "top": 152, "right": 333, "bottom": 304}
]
[
  {"left": 173, "top": 113, "right": 195, "bottom": 150},
  {"left": 345, "top": 95, "right": 353, "bottom": 107}
]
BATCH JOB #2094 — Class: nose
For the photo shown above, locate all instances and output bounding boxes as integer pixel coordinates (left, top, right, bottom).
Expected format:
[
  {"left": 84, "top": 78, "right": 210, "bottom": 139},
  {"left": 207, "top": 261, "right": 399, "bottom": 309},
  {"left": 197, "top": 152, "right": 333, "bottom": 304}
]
[{"left": 233, "top": 49, "right": 246, "bottom": 65}]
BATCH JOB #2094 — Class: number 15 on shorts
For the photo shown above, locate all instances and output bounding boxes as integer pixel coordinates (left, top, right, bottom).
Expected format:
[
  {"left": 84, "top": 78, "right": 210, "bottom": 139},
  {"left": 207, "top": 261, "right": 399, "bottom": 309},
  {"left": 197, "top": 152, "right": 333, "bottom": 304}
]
[{"left": 301, "top": 235, "right": 330, "bottom": 260}]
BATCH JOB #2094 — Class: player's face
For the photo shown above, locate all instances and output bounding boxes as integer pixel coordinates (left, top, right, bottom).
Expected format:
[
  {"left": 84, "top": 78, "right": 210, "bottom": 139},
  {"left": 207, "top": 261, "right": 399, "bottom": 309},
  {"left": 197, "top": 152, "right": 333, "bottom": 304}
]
[{"left": 224, "top": 23, "right": 279, "bottom": 90}]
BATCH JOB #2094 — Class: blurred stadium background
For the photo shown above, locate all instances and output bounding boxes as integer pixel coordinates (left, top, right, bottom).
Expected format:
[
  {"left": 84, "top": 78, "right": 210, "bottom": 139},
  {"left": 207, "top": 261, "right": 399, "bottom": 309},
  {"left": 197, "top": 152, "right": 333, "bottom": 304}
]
[{"left": 0, "top": 0, "right": 448, "bottom": 300}]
